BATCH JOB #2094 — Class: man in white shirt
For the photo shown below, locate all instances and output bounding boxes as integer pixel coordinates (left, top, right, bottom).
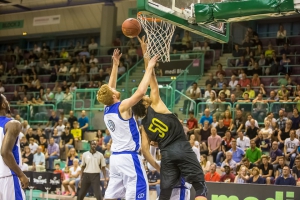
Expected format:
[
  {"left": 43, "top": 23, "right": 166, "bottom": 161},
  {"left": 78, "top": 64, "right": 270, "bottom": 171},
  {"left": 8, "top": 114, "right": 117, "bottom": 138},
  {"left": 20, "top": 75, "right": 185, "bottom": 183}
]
[
  {"left": 78, "top": 140, "right": 107, "bottom": 200},
  {"left": 56, "top": 119, "right": 65, "bottom": 136},
  {"left": 88, "top": 38, "right": 98, "bottom": 52},
  {"left": 204, "top": 84, "right": 216, "bottom": 99},
  {"left": 183, "top": 82, "right": 201, "bottom": 113},
  {"left": 192, "top": 141, "right": 201, "bottom": 162},
  {"left": 284, "top": 130, "right": 299, "bottom": 169},
  {"left": 236, "top": 131, "right": 250, "bottom": 151},
  {"left": 29, "top": 138, "right": 39, "bottom": 154},
  {"left": 33, "top": 146, "right": 45, "bottom": 172},
  {"left": 89, "top": 55, "right": 99, "bottom": 64},
  {"left": 245, "top": 114, "right": 259, "bottom": 130}
]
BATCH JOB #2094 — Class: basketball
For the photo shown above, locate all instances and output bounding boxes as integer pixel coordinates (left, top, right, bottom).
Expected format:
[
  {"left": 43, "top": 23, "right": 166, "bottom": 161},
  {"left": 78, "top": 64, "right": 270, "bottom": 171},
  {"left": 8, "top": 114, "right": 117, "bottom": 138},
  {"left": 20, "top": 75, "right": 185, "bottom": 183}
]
[{"left": 122, "top": 18, "right": 141, "bottom": 38}]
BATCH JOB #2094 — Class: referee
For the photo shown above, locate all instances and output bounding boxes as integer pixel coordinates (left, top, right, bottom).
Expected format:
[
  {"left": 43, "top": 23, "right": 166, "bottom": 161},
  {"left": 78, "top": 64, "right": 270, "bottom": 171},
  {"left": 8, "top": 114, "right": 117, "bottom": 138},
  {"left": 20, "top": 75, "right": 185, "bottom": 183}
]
[{"left": 78, "top": 140, "right": 107, "bottom": 200}]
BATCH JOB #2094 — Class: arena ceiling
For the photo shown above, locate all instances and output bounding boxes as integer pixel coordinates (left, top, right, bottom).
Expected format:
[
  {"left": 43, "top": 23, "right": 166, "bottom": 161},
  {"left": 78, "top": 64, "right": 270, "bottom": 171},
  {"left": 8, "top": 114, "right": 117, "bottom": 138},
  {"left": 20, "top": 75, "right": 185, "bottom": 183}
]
[{"left": 0, "top": 0, "right": 134, "bottom": 14}]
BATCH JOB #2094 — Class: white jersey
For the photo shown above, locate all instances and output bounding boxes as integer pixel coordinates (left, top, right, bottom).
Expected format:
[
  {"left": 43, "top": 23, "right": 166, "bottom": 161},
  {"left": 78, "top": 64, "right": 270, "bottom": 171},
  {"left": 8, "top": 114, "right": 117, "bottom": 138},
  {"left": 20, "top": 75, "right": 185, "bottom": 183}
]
[
  {"left": 0, "top": 117, "right": 22, "bottom": 178},
  {"left": 104, "top": 102, "right": 141, "bottom": 153}
]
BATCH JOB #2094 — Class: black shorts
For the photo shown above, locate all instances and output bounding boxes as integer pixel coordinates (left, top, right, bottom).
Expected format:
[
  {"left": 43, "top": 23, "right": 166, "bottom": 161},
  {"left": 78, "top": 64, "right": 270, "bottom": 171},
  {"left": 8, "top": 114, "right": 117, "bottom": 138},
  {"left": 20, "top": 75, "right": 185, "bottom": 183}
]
[{"left": 160, "top": 140, "right": 205, "bottom": 189}]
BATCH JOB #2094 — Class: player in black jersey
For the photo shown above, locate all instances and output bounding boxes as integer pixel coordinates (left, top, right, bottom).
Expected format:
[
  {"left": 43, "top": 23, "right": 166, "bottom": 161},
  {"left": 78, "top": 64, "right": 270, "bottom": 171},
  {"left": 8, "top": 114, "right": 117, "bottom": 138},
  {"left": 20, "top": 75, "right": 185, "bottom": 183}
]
[{"left": 132, "top": 36, "right": 207, "bottom": 200}]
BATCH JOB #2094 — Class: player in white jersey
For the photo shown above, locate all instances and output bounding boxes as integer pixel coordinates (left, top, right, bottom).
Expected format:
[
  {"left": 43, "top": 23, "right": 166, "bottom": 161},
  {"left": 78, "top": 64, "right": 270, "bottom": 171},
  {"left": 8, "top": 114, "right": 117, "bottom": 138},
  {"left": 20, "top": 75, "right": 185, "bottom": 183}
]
[
  {"left": 97, "top": 49, "right": 159, "bottom": 200},
  {"left": 0, "top": 94, "right": 29, "bottom": 200}
]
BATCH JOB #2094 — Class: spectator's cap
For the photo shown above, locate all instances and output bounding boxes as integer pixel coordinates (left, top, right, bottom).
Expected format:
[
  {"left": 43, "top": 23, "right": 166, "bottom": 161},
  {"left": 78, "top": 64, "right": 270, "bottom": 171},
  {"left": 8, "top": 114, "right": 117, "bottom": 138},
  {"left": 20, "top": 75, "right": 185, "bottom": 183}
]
[{"left": 223, "top": 165, "right": 230, "bottom": 169}]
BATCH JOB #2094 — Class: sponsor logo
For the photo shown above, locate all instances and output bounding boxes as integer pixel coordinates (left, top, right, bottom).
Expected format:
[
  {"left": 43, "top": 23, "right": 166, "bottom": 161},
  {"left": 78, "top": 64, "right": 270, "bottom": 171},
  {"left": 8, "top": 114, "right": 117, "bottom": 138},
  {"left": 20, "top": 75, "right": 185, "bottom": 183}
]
[
  {"left": 107, "top": 120, "right": 115, "bottom": 132},
  {"left": 211, "top": 191, "right": 294, "bottom": 200},
  {"left": 50, "top": 176, "right": 60, "bottom": 185},
  {"left": 137, "top": 193, "right": 145, "bottom": 198},
  {"left": 33, "top": 176, "right": 47, "bottom": 184}
]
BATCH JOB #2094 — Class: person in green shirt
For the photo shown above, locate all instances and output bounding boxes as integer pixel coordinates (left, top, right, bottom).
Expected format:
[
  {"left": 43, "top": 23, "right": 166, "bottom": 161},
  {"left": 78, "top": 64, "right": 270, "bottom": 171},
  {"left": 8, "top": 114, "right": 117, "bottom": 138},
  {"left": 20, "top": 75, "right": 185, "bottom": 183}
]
[
  {"left": 245, "top": 140, "right": 262, "bottom": 165},
  {"left": 277, "top": 73, "right": 289, "bottom": 86},
  {"left": 243, "top": 85, "right": 255, "bottom": 99}
]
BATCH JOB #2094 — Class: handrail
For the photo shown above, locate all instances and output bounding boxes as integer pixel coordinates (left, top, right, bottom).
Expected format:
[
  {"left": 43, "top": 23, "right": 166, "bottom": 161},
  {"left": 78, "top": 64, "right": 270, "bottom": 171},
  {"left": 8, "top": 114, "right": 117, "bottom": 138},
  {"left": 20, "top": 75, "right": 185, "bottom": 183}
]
[{"left": 175, "top": 89, "right": 196, "bottom": 119}]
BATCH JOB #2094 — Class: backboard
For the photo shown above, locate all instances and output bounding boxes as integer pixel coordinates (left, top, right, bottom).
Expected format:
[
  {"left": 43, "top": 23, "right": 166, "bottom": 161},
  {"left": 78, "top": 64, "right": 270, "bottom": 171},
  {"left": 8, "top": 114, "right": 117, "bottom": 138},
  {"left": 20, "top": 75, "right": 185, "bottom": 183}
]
[{"left": 137, "top": 0, "right": 230, "bottom": 43}]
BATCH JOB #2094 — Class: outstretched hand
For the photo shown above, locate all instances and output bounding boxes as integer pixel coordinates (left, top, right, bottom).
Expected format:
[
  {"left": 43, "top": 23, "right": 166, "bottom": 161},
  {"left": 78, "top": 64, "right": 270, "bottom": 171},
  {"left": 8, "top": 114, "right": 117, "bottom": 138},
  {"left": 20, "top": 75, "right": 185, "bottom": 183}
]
[
  {"left": 112, "top": 49, "right": 122, "bottom": 66},
  {"left": 147, "top": 55, "right": 159, "bottom": 69},
  {"left": 137, "top": 35, "right": 147, "bottom": 54}
]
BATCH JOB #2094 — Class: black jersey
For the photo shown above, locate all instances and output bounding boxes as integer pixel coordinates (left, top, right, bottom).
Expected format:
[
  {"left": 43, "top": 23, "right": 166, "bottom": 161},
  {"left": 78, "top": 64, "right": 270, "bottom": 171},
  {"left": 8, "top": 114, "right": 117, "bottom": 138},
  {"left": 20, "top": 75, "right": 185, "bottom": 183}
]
[{"left": 141, "top": 106, "right": 187, "bottom": 149}]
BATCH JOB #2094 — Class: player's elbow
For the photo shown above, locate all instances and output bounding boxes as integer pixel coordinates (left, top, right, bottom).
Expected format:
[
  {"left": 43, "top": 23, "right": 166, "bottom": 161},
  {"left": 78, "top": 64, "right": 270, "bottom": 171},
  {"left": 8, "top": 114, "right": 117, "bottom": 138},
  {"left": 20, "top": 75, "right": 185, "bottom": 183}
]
[
  {"left": 1, "top": 149, "right": 9, "bottom": 161},
  {"left": 136, "top": 88, "right": 146, "bottom": 98}
]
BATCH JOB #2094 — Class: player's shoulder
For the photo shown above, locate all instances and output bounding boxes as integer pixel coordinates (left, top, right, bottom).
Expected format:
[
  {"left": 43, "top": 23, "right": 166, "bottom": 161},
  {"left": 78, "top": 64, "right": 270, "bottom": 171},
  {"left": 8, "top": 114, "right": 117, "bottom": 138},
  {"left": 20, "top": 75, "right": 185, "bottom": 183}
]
[{"left": 6, "top": 119, "right": 21, "bottom": 128}]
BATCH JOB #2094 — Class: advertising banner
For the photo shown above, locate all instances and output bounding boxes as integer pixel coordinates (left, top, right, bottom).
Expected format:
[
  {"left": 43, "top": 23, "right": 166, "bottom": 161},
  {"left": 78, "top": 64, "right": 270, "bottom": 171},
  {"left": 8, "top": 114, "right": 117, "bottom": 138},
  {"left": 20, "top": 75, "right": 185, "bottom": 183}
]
[
  {"left": 33, "top": 15, "right": 61, "bottom": 26},
  {"left": 24, "top": 171, "right": 61, "bottom": 192},
  {"left": 0, "top": 20, "right": 24, "bottom": 30},
  {"left": 159, "top": 60, "right": 201, "bottom": 76},
  {"left": 190, "top": 182, "right": 299, "bottom": 200}
]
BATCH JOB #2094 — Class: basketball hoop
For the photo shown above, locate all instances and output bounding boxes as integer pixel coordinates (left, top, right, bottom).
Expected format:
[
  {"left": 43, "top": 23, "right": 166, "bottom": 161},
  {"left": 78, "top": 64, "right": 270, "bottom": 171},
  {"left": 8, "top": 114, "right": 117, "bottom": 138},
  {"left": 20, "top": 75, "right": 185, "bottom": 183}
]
[{"left": 137, "top": 12, "right": 176, "bottom": 63}]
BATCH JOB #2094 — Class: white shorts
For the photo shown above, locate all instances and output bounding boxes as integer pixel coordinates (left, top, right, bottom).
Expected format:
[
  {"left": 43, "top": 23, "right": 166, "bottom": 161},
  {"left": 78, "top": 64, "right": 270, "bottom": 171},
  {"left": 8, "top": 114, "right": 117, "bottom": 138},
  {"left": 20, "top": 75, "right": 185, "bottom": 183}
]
[
  {"left": 170, "top": 185, "right": 191, "bottom": 200},
  {"left": 0, "top": 175, "right": 26, "bottom": 200},
  {"left": 104, "top": 152, "right": 149, "bottom": 200}
]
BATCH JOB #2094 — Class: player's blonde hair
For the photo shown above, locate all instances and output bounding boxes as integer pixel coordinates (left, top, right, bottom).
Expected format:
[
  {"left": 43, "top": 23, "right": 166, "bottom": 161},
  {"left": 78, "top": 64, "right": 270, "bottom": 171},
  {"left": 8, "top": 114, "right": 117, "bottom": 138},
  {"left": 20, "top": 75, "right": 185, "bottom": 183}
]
[{"left": 97, "top": 84, "right": 114, "bottom": 106}]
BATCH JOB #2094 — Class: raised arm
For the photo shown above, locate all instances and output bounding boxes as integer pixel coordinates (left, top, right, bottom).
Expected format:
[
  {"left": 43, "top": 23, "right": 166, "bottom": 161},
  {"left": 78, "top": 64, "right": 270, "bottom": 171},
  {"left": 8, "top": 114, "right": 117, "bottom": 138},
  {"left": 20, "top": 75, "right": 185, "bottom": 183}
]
[
  {"left": 1, "top": 120, "right": 29, "bottom": 188},
  {"left": 138, "top": 36, "right": 168, "bottom": 111},
  {"left": 108, "top": 49, "right": 122, "bottom": 89},
  {"left": 119, "top": 55, "right": 159, "bottom": 112}
]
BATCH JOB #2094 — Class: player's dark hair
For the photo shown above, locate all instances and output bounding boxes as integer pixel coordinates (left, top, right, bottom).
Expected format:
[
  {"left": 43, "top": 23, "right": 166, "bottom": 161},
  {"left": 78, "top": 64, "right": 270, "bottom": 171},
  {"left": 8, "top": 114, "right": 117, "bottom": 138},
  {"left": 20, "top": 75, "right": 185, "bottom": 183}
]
[{"left": 132, "top": 99, "right": 147, "bottom": 118}]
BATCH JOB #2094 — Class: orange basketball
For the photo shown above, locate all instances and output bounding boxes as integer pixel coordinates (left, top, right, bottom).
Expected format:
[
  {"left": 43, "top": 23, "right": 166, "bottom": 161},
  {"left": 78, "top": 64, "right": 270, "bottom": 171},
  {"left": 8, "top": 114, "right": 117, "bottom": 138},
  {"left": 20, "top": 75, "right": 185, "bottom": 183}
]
[{"left": 122, "top": 18, "right": 141, "bottom": 38}]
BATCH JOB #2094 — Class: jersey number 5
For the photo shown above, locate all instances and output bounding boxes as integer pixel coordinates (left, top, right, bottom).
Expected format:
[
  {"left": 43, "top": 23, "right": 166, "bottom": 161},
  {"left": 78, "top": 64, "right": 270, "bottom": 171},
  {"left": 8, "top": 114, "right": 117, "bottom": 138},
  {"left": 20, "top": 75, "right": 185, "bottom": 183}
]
[{"left": 148, "top": 118, "right": 168, "bottom": 138}]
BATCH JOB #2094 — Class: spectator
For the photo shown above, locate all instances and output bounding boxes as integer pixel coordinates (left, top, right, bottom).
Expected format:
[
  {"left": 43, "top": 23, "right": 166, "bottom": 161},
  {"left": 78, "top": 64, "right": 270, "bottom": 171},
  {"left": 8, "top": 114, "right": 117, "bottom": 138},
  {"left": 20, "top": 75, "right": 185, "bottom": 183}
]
[
  {"left": 205, "top": 163, "right": 221, "bottom": 182},
  {"left": 88, "top": 38, "right": 98, "bottom": 54},
  {"left": 245, "top": 119, "right": 259, "bottom": 141},
  {"left": 68, "top": 110, "right": 78, "bottom": 129},
  {"left": 233, "top": 84, "right": 244, "bottom": 98},
  {"left": 237, "top": 131, "right": 250, "bottom": 151},
  {"left": 258, "top": 53, "right": 267, "bottom": 67},
  {"left": 259, "top": 155, "right": 274, "bottom": 184},
  {"left": 284, "top": 130, "right": 299, "bottom": 169},
  {"left": 71, "top": 121, "right": 82, "bottom": 141},
  {"left": 270, "top": 141, "right": 283, "bottom": 165},
  {"left": 204, "top": 84, "right": 216, "bottom": 99},
  {"left": 280, "top": 43, "right": 291, "bottom": 55},
  {"left": 53, "top": 163, "right": 64, "bottom": 181},
  {"left": 197, "top": 121, "right": 210, "bottom": 152},
  {"left": 60, "top": 127, "right": 75, "bottom": 158},
  {"left": 104, "top": 143, "right": 112, "bottom": 168},
  {"left": 117, "top": 62, "right": 126, "bottom": 77},
  {"left": 22, "top": 146, "right": 33, "bottom": 170},
  {"left": 200, "top": 155, "right": 211, "bottom": 174},
  {"left": 63, "top": 159, "right": 81, "bottom": 196},
  {"left": 265, "top": 44, "right": 275, "bottom": 58},
  {"left": 238, "top": 73, "right": 251, "bottom": 87},
  {"left": 234, "top": 166, "right": 249, "bottom": 183},
  {"left": 245, "top": 140, "right": 262, "bottom": 165},
  {"left": 275, "top": 166, "right": 296, "bottom": 186},
  {"left": 215, "top": 63, "right": 226, "bottom": 77},
  {"left": 28, "top": 138, "right": 39, "bottom": 154},
  {"left": 276, "top": 24, "right": 287, "bottom": 46},
  {"left": 39, "top": 135, "right": 48, "bottom": 153},
  {"left": 216, "top": 131, "right": 232, "bottom": 166},
  {"left": 25, "top": 127, "right": 37, "bottom": 142},
  {"left": 229, "top": 139, "right": 245, "bottom": 164},
  {"left": 186, "top": 111, "right": 198, "bottom": 137},
  {"left": 207, "top": 127, "right": 222, "bottom": 163},
  {"left": 65, "top": 147, "right": 78, "bottom": 167},
  {"left": 229, "top": 75, "right": 238, "bottom": 90},
  {"left": 205, "top": 73, "right": 216, "bottom": 87},
  {"left": 291, "top": 108, "right": 300, "bottom": 130},
  {"left": 89, "top": 55, "right": 98, "bottom": 64},
  {"left": 199, "top": 109, "right": 213, "bottom": 127},
  {"left": 275, "top": 156, "right": 287, "bottom": 179},
  {"left": 216, "top": 74, "right": 227, "bottom": 88},
  {"left": 234, "top": 110, "right": 245, "bottom": 134},
  {"left": 242, "top": 157, "right": 255, "bottom": 170},
  {"left": 45, "top": 137, "right": 60, "bottom": 170},
  {"left": 248, "top": 167, "right": 266, "bottom": 184},
  {"left": 182, "top": 31, "right": 192, "bottom": 46},
  {"left": 60, "top": 48, "right": 69, "bottom": 59},
  {"left": 32, "top": 146, "right": 45, "bottom": 172},
  {"left": 292, "top": 156, "right": 300, "bottom": 186},
  {"left": 221, "top": 151, "right": 237, "bottom": 173},
  {"left": 220, "top": 165, "right": 235, "bottom": 183},
  {"left": 183, "top": 82, "right": 201, "bottom": 113},
  {"left": 78, "top": 110, "right": 89, "bottom": 140},
  {"left": 278, "top": 119, "right": 293, "bottom": 149},
  {"left": 216, "top": 120, "right": 228, "bottom": 138},
  {"left": 243, "top": 85, "right": 255, "bottom": 99},
  {"left": 219, "top": 84, "right": 230, "bottom": 98},
  {"left": 147, "top": 163, "right": 161, "bottom": 198}
]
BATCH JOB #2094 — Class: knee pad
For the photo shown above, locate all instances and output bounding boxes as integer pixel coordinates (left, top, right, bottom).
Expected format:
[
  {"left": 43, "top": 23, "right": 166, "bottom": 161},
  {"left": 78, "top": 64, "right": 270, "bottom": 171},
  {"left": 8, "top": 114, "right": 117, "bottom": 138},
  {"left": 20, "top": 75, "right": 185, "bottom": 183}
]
[
  {"left": 192, "top": 181, "right": 208, "bottom": 197},
  {"left": 159, "top": 188, "right": 173, "bottom": 200}
]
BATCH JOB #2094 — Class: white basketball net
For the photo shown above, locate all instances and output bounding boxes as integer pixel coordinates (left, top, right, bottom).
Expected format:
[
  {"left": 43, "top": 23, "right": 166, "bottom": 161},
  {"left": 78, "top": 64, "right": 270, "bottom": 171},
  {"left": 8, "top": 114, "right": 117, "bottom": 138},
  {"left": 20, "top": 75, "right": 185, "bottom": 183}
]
[{"left": 137, "top": 14, "right": 176, "bottom": 63}]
